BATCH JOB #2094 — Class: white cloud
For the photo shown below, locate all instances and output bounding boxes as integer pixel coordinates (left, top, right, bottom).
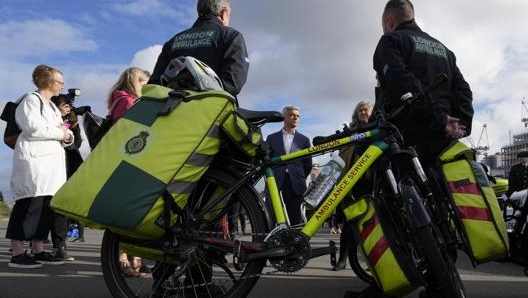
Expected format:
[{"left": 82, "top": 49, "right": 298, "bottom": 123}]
[
  {"left": 130, "top": 45, "right": 162, "bottom": 74},
  {"left": 0, "top": 19, "right": 97, "bottom": 58},
  {"left": 107, "top": 0, "right": 194, "bottom": 20},
  {"left": 1, "top": 0, "right": 528, "bottom": 198},
  {"left": 233, "top": 0, "right": 528, "bottom": 159}
]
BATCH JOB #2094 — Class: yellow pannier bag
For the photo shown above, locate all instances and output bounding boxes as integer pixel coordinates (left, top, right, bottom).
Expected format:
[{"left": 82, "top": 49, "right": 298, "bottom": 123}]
[
  {"left": 438, "top": 141, "right": 509, "bottom": 263},
  {"left": 51, "top": 85, "right": 237, "bottom": 239},
  {"left": 343, "top": 197, "right": 420, "bottom": 297},
  {"left": 221, "top": 110, "right": 262, "bottom": 159}
]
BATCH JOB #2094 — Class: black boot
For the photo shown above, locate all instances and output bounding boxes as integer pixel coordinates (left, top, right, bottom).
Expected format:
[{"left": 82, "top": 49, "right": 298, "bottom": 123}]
[
  {"left": 333, "top": 257, "right": 347, "bottom": 270},
  {"left": 333, "top": 223, "right": 349, "bottom": 271},
  {"left": 54, "top": 246, "right": 74, "bottom": 262}
]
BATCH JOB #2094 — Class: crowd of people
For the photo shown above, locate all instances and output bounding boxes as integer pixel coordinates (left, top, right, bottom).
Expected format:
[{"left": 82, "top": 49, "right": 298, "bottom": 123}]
[{"left": 3, "top": 0, "right": 485, "bottom": 298}]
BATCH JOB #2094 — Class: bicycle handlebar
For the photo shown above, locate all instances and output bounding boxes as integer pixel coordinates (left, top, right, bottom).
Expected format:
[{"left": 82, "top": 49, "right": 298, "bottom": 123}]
[
  {"left": 312, "top": 73, "right": 448, "bottom": 146},
  {"left": 387, "top": 73, "right": 447, "bottom": 120}
]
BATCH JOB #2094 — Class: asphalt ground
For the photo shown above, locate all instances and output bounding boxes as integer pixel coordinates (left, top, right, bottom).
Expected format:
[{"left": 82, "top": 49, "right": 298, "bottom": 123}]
[{"left": 1, "top": 219, "right": 528, "bottom": 298}]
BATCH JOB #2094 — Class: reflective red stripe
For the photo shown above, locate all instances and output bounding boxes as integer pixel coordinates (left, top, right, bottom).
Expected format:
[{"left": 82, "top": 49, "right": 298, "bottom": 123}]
[
  {"left": 360, "top": 214, "right": 389, "bottom": 266},
  {"left": 457, "top": 205, "right": 492, "bottom": 221},
  {"left": 368, "top": 236, "right": 389, "bottom": 266},
  {"left": 448, "top": 181, "right": 480, "bottom": 196},
  {"left": 360, "top": 214, "right": 379, "bottom": 241}
]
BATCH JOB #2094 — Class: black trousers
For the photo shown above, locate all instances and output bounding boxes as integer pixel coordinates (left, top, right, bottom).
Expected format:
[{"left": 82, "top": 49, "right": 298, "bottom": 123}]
[
  {"left": 281, "top": 176, "right": 304, "bottom": 226},
  {"left": 51, "top": 212, "right": 69, "bottom": 249},
  {"left": 6, "top": 196, "right": 54, "bottom": 241}
]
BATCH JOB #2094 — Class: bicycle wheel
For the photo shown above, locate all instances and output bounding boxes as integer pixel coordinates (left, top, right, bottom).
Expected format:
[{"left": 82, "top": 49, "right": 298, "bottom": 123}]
[
  {"left": 347, "top": 240, "right": 376, "bottom": 285},
  {"left": 415, "top": 225, "right": 465, "bottom": 298},
  {"left": 400, "top": 179, "right": 465, "bottom": 298},
  {"left": 101, "top": 168, "right": 269, "bottom": 298}
]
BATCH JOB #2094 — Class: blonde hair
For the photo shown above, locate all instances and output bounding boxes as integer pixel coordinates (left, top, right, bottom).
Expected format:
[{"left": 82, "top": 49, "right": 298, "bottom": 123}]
[
  {"left": 106, "top": 67, "right": 150, "bottom": 109},
  {"left": 32, "top": 64, "right": 63, "bottom": 89}
]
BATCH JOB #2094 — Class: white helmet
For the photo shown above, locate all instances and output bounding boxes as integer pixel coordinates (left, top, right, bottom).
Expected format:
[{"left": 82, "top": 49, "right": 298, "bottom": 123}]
[{"left": 160, "top": 56, "right": 224, "bottom": 91}]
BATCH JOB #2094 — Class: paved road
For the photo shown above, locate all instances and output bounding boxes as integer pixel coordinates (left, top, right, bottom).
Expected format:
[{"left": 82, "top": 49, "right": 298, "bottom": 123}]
[{"left": 1, "top": 219, "right": 528, "bottom": 298}]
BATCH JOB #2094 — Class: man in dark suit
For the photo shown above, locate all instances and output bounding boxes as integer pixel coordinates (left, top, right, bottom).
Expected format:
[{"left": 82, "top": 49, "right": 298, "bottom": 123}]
[
  {"left": 507, "top": 150, "right": 528, "bottom": 197},
  {"left": 266, "top": 106, "right": 312, "bottom": 225}
]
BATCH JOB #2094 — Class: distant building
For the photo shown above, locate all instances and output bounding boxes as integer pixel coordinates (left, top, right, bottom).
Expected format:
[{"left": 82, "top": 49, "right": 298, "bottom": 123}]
[
  {"left": 501, "top": 131, "right": 528, "bottom": 177},
  {"left": 483, "top": 153, "right": 505, "bottom": 177},
  {"left": 486, "top": 153, "right": 503, "bottom": 169}
]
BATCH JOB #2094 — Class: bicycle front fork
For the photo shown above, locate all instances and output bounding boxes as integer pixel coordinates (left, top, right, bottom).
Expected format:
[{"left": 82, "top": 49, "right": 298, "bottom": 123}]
[{"left": 384, "top": 150, "right": 433, "bottom": 229}]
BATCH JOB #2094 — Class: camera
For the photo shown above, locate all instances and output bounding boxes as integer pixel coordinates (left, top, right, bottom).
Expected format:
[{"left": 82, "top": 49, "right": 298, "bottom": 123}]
[{"left": 51, "top": 88, "right": 91, "bottom": 115}]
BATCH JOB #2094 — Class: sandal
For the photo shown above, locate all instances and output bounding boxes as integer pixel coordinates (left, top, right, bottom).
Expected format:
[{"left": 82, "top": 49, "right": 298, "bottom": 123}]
[
  {"left": 120, "top": 260, "right": 140, "bottom": 277},
  {"left": 131, "top": 257, "right": 151, "bottom": 275},
  {"left": 138, "top": 264, "right": 152, "bottom": 274}
]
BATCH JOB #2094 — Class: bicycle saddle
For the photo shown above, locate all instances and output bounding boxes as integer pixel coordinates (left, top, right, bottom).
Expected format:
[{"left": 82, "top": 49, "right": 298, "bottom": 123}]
[{"left": 237, "top": 108, "right": 284, "bottom": 126}]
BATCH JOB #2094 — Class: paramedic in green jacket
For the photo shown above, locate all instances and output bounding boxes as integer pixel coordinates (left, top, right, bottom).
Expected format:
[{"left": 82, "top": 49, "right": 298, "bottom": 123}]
[{"left": 148, "top": 0, "right": 249, "bottom": 98}]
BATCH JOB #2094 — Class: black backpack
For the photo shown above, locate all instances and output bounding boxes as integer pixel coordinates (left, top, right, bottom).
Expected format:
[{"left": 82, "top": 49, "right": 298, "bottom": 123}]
[
  {"left": 0, "top": 92, "right": 43, "bottom": 149},
  {"left": 82, "top": 112, "right": 112, "bottom": 150}
]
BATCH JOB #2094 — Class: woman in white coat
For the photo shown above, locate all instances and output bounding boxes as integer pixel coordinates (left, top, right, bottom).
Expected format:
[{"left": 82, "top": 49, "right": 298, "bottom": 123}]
[{"left": 6, "top": 64, "right": 74, "bottom": 269}]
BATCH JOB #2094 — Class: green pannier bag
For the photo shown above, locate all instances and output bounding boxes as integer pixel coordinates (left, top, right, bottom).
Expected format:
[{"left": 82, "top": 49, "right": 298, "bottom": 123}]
[
  {"left": 51, "top": 85, "right": 237, "bottom": 239},
  {"left": 343, "top": 196, "right": 421, "bottom": 297},
  {"left": 438, "top": 140, "right": 509, "bottom": 263}
]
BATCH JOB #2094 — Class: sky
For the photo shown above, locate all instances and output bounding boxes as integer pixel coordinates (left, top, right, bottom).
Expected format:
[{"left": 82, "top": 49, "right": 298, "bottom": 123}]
[{"left": 1, "top": 0, "right": 528, "bottom": 200}]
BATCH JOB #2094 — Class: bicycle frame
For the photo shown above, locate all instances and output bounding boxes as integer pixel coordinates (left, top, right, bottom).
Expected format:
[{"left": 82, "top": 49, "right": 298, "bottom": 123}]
[{"left": 265, "top": 128, "right": 387, "bottom": 238}]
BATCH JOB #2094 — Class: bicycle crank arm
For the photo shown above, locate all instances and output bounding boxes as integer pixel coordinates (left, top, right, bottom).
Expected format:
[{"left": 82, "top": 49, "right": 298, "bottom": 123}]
[
  {"left": 241, "top": 247, "right": 296, "bottom": 262},
  {"left": 310, "top": 241, "right": 337, "bottom": 259}
]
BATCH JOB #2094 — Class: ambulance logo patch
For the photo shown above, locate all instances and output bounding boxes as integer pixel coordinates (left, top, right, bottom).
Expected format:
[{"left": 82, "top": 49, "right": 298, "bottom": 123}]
[{"left": 125, "top": 131, "right": 150, "bottom": 154}]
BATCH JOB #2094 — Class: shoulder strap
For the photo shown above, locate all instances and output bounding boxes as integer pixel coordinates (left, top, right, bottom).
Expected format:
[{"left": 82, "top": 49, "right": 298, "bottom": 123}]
[
  {"left": 31, "top": 92, "right": 44, "bottom": 115},
  {"left": 12, "top": 92, "right": 44, "bottom": 116}
]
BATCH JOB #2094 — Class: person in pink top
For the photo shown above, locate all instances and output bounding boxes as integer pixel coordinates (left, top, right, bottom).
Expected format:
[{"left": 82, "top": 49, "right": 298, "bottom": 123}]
[
  {"left": 106, "top": 67, "right": 150, "bottom": 124},
  {"left": 106, "top": 66, "right": 150, "bottom": 277}
]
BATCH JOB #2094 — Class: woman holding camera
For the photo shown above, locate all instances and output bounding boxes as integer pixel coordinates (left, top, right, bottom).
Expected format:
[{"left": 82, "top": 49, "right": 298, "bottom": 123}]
[{"left": 49, "top": 95, "right": 85, "bottom": 260}]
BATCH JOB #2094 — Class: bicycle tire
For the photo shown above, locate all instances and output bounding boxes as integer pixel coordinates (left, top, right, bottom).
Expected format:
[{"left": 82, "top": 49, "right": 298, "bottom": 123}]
[
  {"left": 347, "top": 240, "right": 376, "bottom": 285},
  {"left": 415, "top": 225, "right": 465, "bottom": 298},
  {"left": 401, "top": 179, "right": 466, "bottom": 298},
  {"left": 101, "top": 168, "right": 269, "bottom": 298}
]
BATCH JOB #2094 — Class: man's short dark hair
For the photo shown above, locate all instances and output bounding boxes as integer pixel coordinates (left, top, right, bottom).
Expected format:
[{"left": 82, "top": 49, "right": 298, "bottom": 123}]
[
  {"left": 384, "top": 0, "right": 414, "bottom": 23},
  {"left": 197, "top": 0, "right": 230, "bottom": 16}
]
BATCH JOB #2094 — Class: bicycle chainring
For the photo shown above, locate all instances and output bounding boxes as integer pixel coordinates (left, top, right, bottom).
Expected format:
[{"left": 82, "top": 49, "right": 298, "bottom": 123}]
[{"left": 267, "top": 229, "right": 311, "bottom": 273}]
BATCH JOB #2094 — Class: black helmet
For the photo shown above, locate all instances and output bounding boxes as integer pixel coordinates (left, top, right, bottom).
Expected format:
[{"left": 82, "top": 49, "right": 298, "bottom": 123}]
[{"left": 160, "top": 56, "right": 223, "bottom": 91}]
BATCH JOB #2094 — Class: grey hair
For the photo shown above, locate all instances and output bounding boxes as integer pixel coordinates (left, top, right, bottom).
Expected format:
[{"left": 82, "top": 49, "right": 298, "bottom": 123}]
[
  {"left": 197, "top": 0, "right": 231, "bottom": 16},
  {"left": 282, "top": 105, "right": 300, "bottom": 116},
  {"left": 350, "top": 100, "right": 373, "bottom": 127}
]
